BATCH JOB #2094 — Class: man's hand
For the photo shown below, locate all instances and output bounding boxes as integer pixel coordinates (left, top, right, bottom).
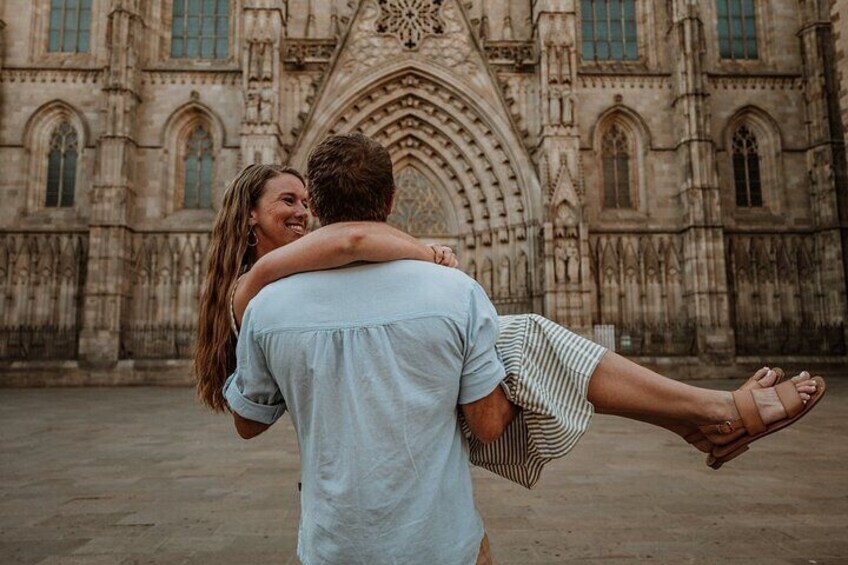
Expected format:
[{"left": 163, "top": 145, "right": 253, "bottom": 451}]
[
  {"left": 429, "top": 244, "right": 459, "bottom": 268},
  {"left": 232, "top": 412, "right": 271, "bottom": 439},
  {"left": 460, "top": 384, "right": 518, "bottom": 444}
]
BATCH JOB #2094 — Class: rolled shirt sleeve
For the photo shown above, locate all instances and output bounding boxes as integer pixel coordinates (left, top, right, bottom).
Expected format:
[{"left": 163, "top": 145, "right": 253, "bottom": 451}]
[
  {"left": 223, "top": 305, "right": 286, "bottom": 425},
  {"left": 458, "top": 283, "right": 507, "bottom": 405}
]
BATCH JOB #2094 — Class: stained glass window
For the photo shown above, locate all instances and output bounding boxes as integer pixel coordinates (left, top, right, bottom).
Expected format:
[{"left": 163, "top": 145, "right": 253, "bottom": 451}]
[
  {"left": 48, "top": 0, "right": 92, "bottom": 53},
  {"left": 171, "top": 0, "right": 230, "bottom": 59},
  {"left": 183, "top": 125, "right": 213, "bottom": 209},
  {"left": 716, "top": 0, "right": 758, "bottom": 60},
  {"left": 602, "top": 124, "right": 633, "bottom": 209},
  {"left": 732, "top": 126, "right": 763, "bottom": 207},
  {"left": 581, "top": 0, "right": 638, "bottom": 62},
  {"left": 46, "top": 121, "right": 78, "bottom": 208}
]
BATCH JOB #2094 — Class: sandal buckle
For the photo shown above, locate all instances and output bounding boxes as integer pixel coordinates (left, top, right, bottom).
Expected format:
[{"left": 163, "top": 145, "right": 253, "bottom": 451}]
[{"left": 718, "top": 421, "right": 735, "bottom": 434}]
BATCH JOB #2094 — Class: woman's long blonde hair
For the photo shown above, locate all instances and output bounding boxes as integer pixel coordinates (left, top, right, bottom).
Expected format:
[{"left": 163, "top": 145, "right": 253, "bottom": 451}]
[{"left": 195, "top": 163, "right": 305, "bottom": 411}]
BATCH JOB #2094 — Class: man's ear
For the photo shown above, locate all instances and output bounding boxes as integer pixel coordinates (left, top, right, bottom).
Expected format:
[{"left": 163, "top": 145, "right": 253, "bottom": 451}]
[{"left": 386, "top": 191, "right": 396, "bottom": 216}]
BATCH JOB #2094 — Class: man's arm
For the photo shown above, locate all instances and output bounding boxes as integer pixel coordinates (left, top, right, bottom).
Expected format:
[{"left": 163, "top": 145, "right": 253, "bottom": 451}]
[
  {"left": 232, "top": 412, "right": 271, "bottom": 439},
  {"left": 461, "top": 385, "right": 519, "bottom": 444},
  {"left": 458, "top": 282, "right": 516, "bottom": 444},
  {"left": 223, "top": 304, "right": 286, "bottom": 439}
]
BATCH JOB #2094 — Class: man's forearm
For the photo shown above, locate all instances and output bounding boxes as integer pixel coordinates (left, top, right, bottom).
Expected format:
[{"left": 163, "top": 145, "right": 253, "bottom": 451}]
[
  {"left": 232, "top": 412, "right": 271, "bottom": 439},
  {"left": 461, "top": 385, "right": 519, "bottom": 444}
]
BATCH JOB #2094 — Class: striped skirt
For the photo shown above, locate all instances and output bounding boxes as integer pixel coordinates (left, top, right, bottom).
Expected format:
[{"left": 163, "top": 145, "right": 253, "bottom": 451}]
[{"left": 462, "top": 314, "right": 608, "bottom": 489}]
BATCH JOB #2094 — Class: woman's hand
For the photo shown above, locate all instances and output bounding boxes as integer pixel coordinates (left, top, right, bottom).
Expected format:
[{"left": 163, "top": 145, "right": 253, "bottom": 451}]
[{"left": 430, "top": 244, "right": 459, "bottom": 268}]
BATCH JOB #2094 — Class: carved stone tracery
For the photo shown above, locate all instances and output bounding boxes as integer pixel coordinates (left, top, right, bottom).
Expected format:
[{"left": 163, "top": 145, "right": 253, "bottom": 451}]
[
  {"left": 388, "top": 166, "right": 451, "bottom": 236},
  {"left": 340, "top": 0, "right": 477, "bottom": 74},
  {"left": 376, "top": 0, "right": 446, "bottom": 49}
]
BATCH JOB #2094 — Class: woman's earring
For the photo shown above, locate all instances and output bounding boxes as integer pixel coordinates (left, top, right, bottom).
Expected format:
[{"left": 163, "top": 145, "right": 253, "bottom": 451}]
[{"left": 247, "top": 226, "right": 259, "bottom": 247}]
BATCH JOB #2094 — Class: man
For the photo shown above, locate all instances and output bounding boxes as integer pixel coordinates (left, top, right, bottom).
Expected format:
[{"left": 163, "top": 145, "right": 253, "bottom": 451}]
[{"left": 224, "top": 132, "right": 516, "bottom": 564}]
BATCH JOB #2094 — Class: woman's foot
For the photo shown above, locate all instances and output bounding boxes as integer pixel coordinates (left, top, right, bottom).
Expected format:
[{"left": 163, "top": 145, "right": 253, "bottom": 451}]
[
  {"left": 682, "top": 367, "right": 781, "bottom": 453},
  {"left": 703, "top": 371, "right": 819, "bottom": 439},
  {"left": 699, "top": 371, "right": 825, "bottom": 469}
]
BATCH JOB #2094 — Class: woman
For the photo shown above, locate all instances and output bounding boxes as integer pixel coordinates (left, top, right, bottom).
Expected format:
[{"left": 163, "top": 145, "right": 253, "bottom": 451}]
[{"left": 195, "top": 164, "right": 824, "bottom": 473}]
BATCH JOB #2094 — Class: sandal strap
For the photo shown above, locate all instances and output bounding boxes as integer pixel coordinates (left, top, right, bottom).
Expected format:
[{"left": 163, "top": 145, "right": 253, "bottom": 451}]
[
  {"left": 683, "top": 430, "right": 704, "bottom": 444},
  {"left": 733, "top": 388, "right": 767, "bottom": 436},
  {"left": 698, "top": 418, "right": 743, "bottom": 435},
  {"left": 774, "top": 380, "right": 804, "bottom": 418}
]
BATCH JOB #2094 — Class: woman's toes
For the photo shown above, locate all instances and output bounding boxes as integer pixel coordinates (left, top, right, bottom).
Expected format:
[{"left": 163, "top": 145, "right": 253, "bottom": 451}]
[
  {"left": 790, "top": 372, "right": 807, "bottom": 384},
  {"left": 758, "top": 369, "right": 777, "bottom": 387},
  {"left": 800, "top": 393, "right": 811, "bottom": 402}
]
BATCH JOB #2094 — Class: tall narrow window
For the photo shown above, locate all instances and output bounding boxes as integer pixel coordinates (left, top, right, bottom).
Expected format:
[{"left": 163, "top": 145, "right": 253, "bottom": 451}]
[
  {"left": 716, "top": 0, "right": 758, "bottom": 60},
  {"left": 45, "top": 121, "right": 78, "bottom": 208},
  {"left": 183, "top": 125, "right": 213, "bottom": 209},
  {"left": 732, "top": 126, "right": 763, "bottom": 207},
  {"left": 48, "top": 0, "right": 92, "bottom": 53},
  {"left": 581, "top": 0, "right": 638, "bottom": 61},
  {"left": 171, "top": 0, "right": 230, "bottom": 59},
  {"left": 602, "top": 125, "right": 633, "bottom": 209}
]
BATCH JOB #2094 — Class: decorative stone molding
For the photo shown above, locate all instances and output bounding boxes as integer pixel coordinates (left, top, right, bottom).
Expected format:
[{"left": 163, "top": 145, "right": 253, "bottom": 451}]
[
  {"left": 124, "top": 232, "right": 210, "bottom": 332},
  {"left": 589, "top": 232, "right": 686, "bottom": 328},
  {"left": 707, "top": 73, "right": 803, "bottom": 91},
  {"left": 284, "top": 39, "right": 337, "bottom": 67},
  {"left": 0, "top": 68, "right": 103, "bottom": 84},
  {"left": 725, "top": 233, "right": 820, "bottom": 324},
  {"left": 0, "top": 232, "right": 88, "bottom": 329},
  {"left": 577, "top": 72, "right": 672, "bottom": 90},
  {"left": 484, "top": 40, "right": 536, "bottom": 69},
  {"left": 496, "top": 73, "right": 538, "bottom": 145},
  {"left": 141, "top": 70, "right": 242, "bottom": 86}
]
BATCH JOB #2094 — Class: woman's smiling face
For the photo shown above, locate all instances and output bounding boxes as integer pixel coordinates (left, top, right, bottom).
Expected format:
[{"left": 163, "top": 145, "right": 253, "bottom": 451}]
[{"left": 249, "top": 173, "right": 309, "bottom": 258}]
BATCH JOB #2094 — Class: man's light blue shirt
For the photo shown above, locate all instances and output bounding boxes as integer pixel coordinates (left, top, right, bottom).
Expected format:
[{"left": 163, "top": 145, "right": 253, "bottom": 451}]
[{"left": 224, "top": 260, "right": 505, "bottom": 565}]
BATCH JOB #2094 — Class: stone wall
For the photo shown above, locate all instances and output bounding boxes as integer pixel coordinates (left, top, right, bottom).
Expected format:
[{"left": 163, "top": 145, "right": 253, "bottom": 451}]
[{"left": 1, "top": 0, "right": 847, "bottom": 383}]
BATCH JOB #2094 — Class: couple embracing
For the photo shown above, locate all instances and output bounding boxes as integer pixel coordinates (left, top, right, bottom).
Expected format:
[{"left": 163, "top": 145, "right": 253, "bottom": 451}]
[{"left": 195, "top": 133, "right": 825, "bottom": 565}]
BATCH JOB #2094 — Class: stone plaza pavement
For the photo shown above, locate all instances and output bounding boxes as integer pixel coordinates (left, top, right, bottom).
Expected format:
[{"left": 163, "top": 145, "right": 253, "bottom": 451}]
[{"left": 1, "top": 377, "right": 846, "bottom": 565}]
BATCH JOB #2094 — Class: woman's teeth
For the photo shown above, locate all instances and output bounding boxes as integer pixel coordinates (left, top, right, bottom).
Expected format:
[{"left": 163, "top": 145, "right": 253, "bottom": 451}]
[{"left": 286, "top": 224, "right": 305, "bottom": 235}]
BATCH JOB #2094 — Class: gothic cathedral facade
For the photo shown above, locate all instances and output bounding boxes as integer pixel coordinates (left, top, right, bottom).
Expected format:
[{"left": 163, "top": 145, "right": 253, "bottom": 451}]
[{"left": 1, "top": 0, "right": 847, "bottom": 382}]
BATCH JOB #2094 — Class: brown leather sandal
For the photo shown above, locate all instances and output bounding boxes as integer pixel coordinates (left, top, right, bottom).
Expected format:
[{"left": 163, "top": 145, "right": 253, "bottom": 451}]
[
  {"left": 684, "top": 368, "right": 784, "bottom": 455},
  {"left": 701, "top": 376, "right": 826, "bottom": 470}
]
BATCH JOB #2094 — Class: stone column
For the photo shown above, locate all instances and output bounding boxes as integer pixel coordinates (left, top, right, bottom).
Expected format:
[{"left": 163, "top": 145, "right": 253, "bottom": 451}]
[
  {"left": 668, "top": 1, "right": 733, "bottom": 359},
  {"left": 533, "top": 0, "right": 593, "bottom": 333},
  {"left": 78, "top": 0, "right": 143, "bottom": 368},
  {"left": 241, "top": 1, "right": 286, "bottom": 165},
  {"left": 798, "top": 0, "right": 848, "bottom": 327},
  {"left": 833, "top": 1, "right": 848, "bottom": 148},
  {"left": 0, "top": 19, "right": 6, "bottom": 133}
]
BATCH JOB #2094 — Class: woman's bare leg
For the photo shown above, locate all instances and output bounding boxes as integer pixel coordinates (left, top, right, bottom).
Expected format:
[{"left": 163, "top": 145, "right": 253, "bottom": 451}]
[{"left": 586, "top": 351, "right": 817, "bottom": 431}]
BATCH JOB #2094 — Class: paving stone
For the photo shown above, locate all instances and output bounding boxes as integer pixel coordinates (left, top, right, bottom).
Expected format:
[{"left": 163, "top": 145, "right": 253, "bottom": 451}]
[{"left": 1, "top": 378, "right": 846, "bottom": 564}]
